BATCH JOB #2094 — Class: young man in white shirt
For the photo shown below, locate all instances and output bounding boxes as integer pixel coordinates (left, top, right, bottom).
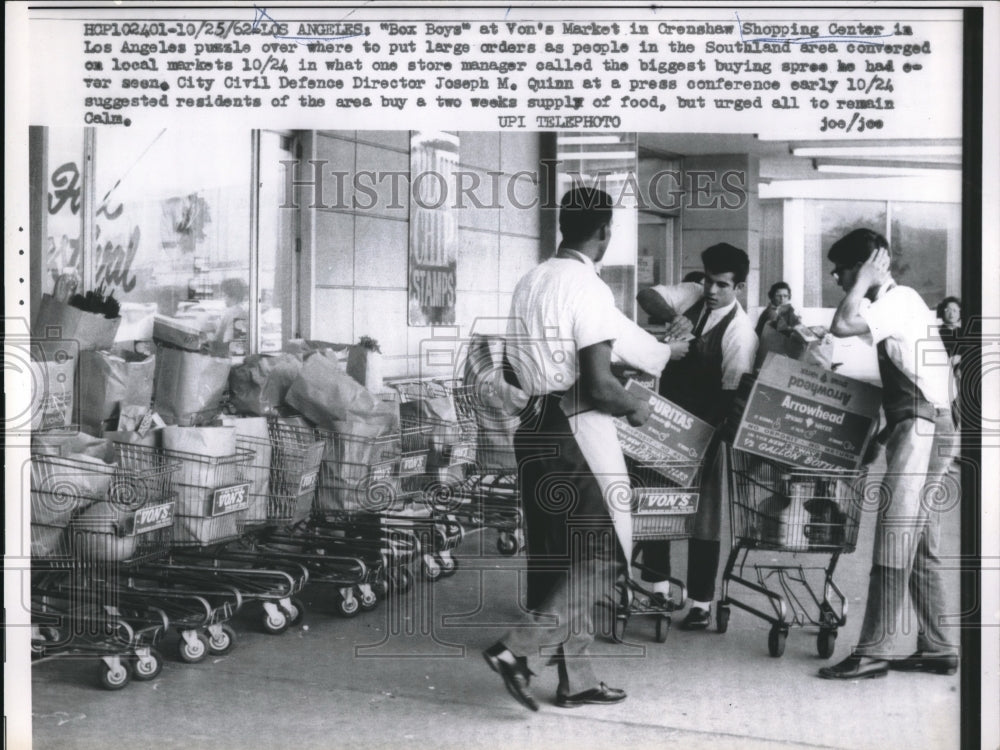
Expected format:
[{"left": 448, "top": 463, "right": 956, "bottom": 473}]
[
  {"left": 819, "top": 228, "right": 959, "bottom": 680},
  {"left": 483, "top": 187, "right": 658, "bottom": 711},
  {"left": 637, "top": 244, "right": 758, "bottom": 630}
]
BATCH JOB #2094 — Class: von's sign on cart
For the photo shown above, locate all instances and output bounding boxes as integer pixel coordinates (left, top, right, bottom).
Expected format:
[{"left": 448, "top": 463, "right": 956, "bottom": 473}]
[
  {"left": 733, "top": 353, "right": 881, "bottom": 472},
  {"left": 616, "top": 380, "right": 715, "bottom": 485}
]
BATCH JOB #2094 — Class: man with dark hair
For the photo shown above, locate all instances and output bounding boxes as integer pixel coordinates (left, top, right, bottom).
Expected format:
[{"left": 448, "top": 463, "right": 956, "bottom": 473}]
[
  {"left": 819, "top": 229, "right": 959, "bottom": 680},
  {"left": 484, "top": 186, "right": 666, "bottom": 710},
  {"left": 637, "top": 242, "right": 758, "bottom": 630}
]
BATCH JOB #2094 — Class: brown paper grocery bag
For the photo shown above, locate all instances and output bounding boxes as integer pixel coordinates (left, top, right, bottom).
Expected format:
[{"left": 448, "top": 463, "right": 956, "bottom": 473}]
[
  {"left": 32, "top": 294, "right": 120, "bottom": 352},
  {"left": 153, "top": 346, "right": 231, "bottom": 425},
  {"left": 77, "top": 349, "right": 155, "bottom": 432}
]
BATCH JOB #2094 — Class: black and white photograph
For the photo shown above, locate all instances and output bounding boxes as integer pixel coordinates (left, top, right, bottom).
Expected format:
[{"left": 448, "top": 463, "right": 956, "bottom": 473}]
[{"left": 5, "top": 3, "right": 998, "bottom": 750}]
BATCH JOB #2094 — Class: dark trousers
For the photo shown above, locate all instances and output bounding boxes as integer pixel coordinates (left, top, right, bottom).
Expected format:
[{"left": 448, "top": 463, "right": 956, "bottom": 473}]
[
  {"left": 638, "top": 538, "right": 721, "bottom": 603},
  {"left": 503, "top": 395, "right": 622, "bottom": 694}
]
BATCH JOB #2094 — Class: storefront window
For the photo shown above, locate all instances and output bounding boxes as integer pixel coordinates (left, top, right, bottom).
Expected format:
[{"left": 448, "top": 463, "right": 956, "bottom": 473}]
[
  {"left": 804, "top": 199, "right": 887, "bottom": 308},
  {"left": 802, "top": 198, "right": 959, "bottom": 309},
  {"left": 555, "top": 133, "right": 638, "bottom": 318},
  {"left": 41, "top": 129, "right": 84, "bottom": 295},
  {"left": 92, "top": 128, "right": 252, "bottom": 352}
]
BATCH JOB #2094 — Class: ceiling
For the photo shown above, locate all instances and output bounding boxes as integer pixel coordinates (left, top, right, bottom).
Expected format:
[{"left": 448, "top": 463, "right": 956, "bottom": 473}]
[{"left": 636, "top": 133, "right": 962, "bottom": 182}]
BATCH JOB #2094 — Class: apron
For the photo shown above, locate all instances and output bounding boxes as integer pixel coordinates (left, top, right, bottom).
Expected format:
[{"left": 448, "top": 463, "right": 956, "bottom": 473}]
[{"left": 517, "top": 394, "right": 622, "bottom": 612}]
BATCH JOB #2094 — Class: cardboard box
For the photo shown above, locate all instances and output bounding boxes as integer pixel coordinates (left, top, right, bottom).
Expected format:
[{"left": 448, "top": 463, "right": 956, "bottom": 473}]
[
  {"left": 153, "top": 315, "right": 207, "bottom": 351},
  {"left": 731, "top": 353, "right": 881, "bottom": 472},
  {"left": 615, "top": 380, "right": 715, "bottom": 486}
]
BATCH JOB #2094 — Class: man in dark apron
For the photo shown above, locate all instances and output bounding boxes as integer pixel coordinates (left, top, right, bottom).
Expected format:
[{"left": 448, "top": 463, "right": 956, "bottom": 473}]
[
  {"left": 819, "top": 229, "right": 959, "bottom": 680},
  {"left": 637, "top": 243, "right": 758, "bottom": 630},
  {"left": 482, "top": 187, "right": 654, "bottom": 711}
]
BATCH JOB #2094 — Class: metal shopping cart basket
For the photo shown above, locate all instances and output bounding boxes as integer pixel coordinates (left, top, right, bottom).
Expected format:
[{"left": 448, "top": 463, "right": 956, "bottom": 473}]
[
  {"left": 608, "top": 459, "right": 702, "bottom": 644},
  {"left": 718, "top": 446, "right": 866, "bottom": 658}
]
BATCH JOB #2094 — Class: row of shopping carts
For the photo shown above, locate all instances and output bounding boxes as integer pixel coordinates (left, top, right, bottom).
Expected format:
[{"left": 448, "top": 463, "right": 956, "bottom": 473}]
[{"left": 28, "top": 377, "right": 525, "bottom": 690}]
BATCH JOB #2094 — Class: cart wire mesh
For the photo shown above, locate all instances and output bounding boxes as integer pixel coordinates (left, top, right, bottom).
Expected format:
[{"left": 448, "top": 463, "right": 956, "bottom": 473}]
[
  {"left": 727, "top": 447, "right": 865, "bottom": 553},
  {"left": 161, "top": 446, "right": 255, "bottom": 546},
  {"left": 31, "top": 444, "right": 182, "bottom": 567}
]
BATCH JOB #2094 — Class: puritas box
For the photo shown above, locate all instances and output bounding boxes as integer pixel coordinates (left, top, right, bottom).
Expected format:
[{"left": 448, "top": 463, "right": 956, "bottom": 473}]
[
  {"left": 732, "top": 353, "right": 881, "bottom": 472},
  {"left": 615, "top": 380, "right": 715, "bottom": 486}
]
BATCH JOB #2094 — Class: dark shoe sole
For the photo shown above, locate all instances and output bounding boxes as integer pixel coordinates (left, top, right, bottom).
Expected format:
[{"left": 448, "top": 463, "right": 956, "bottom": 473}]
[
  {"left": 889, "top": 662, "right": 958, "bottom": 675},
  {"left": 483, "top": 652, "right": 539, "bottom": 712},
  {"left": 818, "top": 668, "right": 888, "bottom": 680},
  {"left": 555, "top": 696, "right": 627, "bottom": 709}
]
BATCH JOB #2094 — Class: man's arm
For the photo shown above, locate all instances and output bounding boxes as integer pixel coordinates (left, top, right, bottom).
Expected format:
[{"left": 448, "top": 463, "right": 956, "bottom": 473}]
[
  {"left": 637, "top": 287, "right": 679, "bottom": 324},
  {"left": 578, "top": 341, "right": 651, "bottom": 426},
  {"left": 830, "top": 247, "right": 890, "bottom": 337},
  {"left": 717, "top": 321, "right": 758, "bottom": 424}
]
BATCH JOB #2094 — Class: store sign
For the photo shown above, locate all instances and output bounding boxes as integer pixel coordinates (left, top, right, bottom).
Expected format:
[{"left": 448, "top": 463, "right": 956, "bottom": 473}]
[
  {"left": 131, "top": 501, "right": 175, "bottom": 534},
  {"left": 400, "top": 453, "right": 428, "bottom": 475},
  {"left": 297, "top": 469, "right": 319, "bottom": 495},
  {"left": 210, "top": 483, "right": 251, "bottom": 516},
  {"left": 409, "top": 131, "right": 458, "bottom": 326},
  {"left": 634, "top": 489, "right": 698, "bottom": 515},
  {"left": 615, "top": 380, "right": 715, "bottom": 486},
  {"left": 733, "top": 353, "right": 881, "bottom": 472},
  {"left": 449, "top": 441, "right": 476, "bottom": 465}
]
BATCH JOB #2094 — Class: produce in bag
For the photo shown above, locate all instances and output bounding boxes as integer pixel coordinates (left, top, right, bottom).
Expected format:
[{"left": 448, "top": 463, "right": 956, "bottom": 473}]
[
  {"left": 285, "top": 350, "right": 380, "bottom": 429},
  {"left": 228, "top": 353, "right": 303, "bottom": 416}
]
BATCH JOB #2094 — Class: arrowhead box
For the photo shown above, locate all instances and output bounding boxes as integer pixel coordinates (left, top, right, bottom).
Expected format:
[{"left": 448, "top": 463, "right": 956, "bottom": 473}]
[{"left": 732, "top": 353, "right": 881, "bottom": 472}]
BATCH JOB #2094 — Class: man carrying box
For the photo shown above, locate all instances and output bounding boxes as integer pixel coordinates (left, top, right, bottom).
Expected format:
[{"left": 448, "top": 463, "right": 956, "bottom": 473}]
[
  {"left": 819, "top": 229, "right": 959, "bottom": 680},
  {"left": 636, "top": 244, "right": 758, "bottom": 630}
]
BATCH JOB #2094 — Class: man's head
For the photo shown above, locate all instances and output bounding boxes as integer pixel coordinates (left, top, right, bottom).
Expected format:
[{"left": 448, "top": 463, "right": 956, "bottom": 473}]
[
  {"left": 701, "top": 243, "right": 749, "bottom": 310},
  {"left": 768, "top": 281, "right": 792, "bottom": 307},
  {"left": 828, "top": 228, "right": 889, "bottom": 294},
  {"left": 220, "top": 277, "right": 248, "bottom": 306},
  {"left": 558, "top": 187, "right": 614, "bottom": 261}
]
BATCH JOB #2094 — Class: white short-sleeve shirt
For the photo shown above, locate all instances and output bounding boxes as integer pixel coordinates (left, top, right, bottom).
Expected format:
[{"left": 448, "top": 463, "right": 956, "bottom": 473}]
[
  {"left": 506, "top": 251, "right": 669, "bottom": 395},
  {"left": 648, "top": 281, "right": 703, "bottom": 317},
  {"left": 859, "top": 282, "right": 953, "bottom": 409}
]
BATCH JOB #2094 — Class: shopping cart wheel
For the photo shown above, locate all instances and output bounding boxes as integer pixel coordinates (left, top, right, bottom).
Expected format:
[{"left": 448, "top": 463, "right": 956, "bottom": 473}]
[
  {"left": 656, "top": 615, "right": 670, "bottom": 643},
  {"left": 131, "top": 648, "right": 163, "bottom": 681},
  {"left": 338, "top": 594, "right": 360, "bottom": 617},
  {"left": 358, "top": 587, "right": 379, "bottom": 611},
  {"left": 97, "top": 659, "right": 132, "bottom": 690},
  {"left": 716, "top": 605, "right": 731, "bottom": 634},
  {"left": 497, "top": 533, "right": 518, "bottom": 556},
  {"left": 178, "top": 632, "right": 210, "bottom": 663},
  {"left": 437, "top": 553, "right": 458, "bottom": 577},
  {"left": 389, "top": 567, "right": 414, "bottom": 594},
  {"left": 611, "top": 614, "right": 628, "bottom": 644},
  {"left": 817, "top": 628, "right": 837, "bottom": 659},
  {"left": 208, "top": 624, "right": 237, "bottom": 656},
  {"left": 423, "top": 554, "right": 443, "bottom": 581},
  {"left": 767, "top": 626, "right": 787, "bottom": 658},
  {"left": 261, "top": 608, "right": 289, "bottom": 635},
  {"left": 281, "top": 598, "right": 306, "bottom": 626}
]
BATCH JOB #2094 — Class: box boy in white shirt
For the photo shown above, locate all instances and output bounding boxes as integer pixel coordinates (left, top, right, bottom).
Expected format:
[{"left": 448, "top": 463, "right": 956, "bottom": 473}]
[{"left": 819, "top": 228, "right": 959, "bottom": 680}]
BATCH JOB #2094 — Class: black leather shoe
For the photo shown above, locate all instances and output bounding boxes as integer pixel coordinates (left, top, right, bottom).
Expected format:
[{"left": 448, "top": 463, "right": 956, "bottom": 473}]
[
  {"left": 889, "top": 651, "right": 959, "bottom": 675},
  {"left": 818, "top": 654, "right": 889, "bottom": 680},
  {"left": 483, "top": 643, "right": 538, "bottom": 711},
  {"left": 555, "top": 682, "right": 627, "bottom": 708},
  {"left": 679, "top": 607, "right": 711, "bottom": 631}
]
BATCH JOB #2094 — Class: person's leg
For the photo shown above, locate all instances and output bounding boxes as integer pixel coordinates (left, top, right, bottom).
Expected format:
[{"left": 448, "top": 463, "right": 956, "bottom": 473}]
[
  {"left": 907, "top": 413, "right": 960, "bottom": 658},
  {"left": 686, "top": 539, "right": 721, "bottom": 603},
  {"left": 820, "top": 419, "right": 932, "bottom": 679},
  {"left": 638, "top": 540, "right": 671, "bottom": 583}
]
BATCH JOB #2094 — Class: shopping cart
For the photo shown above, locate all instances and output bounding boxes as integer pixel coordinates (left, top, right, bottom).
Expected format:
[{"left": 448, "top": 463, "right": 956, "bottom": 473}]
[
  {"left": 718, "top": 447, "right": 866, "bottom": 657},
  {"left": 29, "top": 442, "right": 182, "bottom": 689},
  {"left": 608, "top": 459, "right": 702, "bottom": 644}
]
